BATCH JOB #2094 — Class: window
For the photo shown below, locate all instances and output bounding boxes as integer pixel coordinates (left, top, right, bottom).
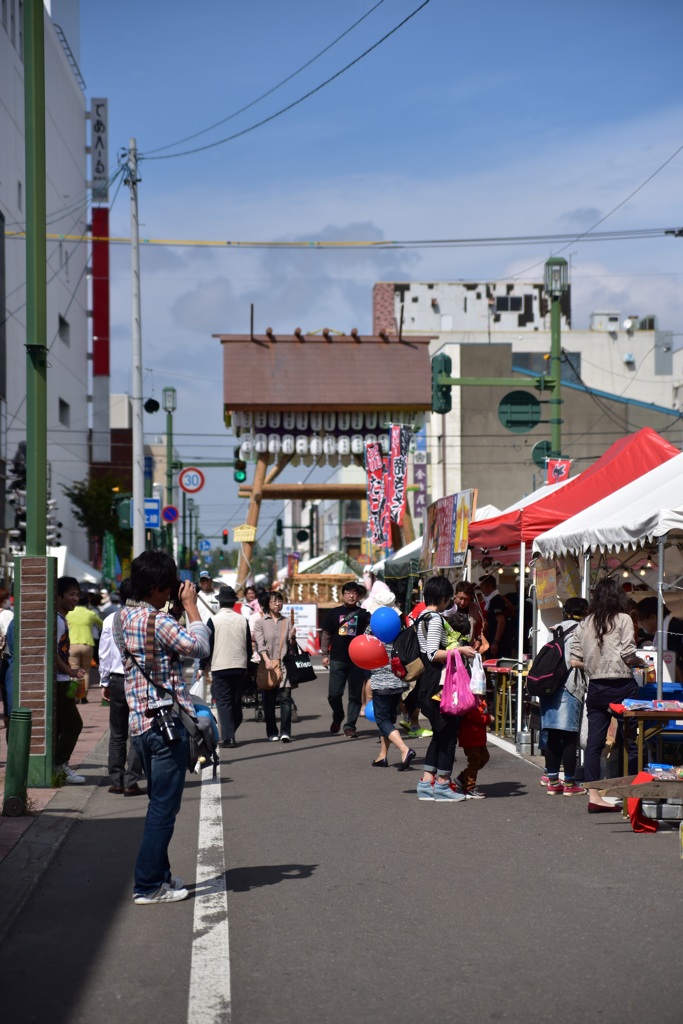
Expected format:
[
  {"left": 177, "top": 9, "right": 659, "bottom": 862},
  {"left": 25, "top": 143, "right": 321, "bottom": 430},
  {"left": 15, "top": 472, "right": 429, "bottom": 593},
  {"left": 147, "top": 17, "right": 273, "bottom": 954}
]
[
  {"left": 58, "top": 399, "right": 70, "bottom": 427},
  {"left": 495, "top": 296, "right": 523, "bottom": 312},
  {"left": 58, "top": 315, "right": 70, "bottom": 345}
]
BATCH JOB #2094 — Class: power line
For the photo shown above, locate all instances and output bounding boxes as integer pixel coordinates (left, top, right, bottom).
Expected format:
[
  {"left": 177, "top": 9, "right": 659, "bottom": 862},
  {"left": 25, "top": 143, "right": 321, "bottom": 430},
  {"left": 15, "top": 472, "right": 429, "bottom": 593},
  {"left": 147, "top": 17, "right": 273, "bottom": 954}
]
[
  {"left": 140, "top": 0, "right": 434, "bottom": 162},
  {"left": 143, "top": 0, "right": 388, "bottom": 156},
  {"left": 512, "top": 140, "right": 683, "bottom": 280}
]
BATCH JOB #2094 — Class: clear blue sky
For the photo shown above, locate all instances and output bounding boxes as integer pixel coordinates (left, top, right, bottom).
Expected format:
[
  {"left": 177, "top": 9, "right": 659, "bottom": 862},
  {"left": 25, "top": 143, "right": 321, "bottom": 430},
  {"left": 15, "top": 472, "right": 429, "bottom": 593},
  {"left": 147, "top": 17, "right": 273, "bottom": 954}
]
[{"left": 78, "top": 0, "right": 683, "bottom": 542}]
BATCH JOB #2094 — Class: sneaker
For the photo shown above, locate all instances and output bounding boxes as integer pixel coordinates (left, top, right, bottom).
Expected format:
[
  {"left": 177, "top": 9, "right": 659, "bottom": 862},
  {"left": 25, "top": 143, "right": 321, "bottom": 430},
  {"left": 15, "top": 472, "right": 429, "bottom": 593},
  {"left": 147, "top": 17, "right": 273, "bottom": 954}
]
[
  {"left": 267, "top": 735, "right": 280, "bottom": 742},
  {"left": 133, "top": 883, "right": 189, "bottom": 905},
  {"left": 539, "top": 774, "right": 549, "bottom": 787},
  {"left": 330, "top": 721, "right": 342, "bottom": 734},
  {"left": 562, "top": 783, "right": 587, "bottom": 796},
  {"left": 56, "top": 763, "right": 85, "bottom": 785},
  {"left": 546, "top": 781, "right": 564, "bottom": 795},
  {"left": 465, "top": 787, "right": 486, "bottom": 800},
  {"left": 417, "top": 779, "right": 435, "bottom": 801},
  {"left": 343, "top": 727, "right": 358, "bottom": 739},
  {"left": 434, "top": 780, "right": 466, "bottom": 802},
  {"left": 399, "top": 720, "right": 412, "bottom": 731},
  {"left": 409, "top": 727, "right": 433, "bottom": 739},
  {"left": 280, "top": 734, "right": 291, "bottom": 743}
]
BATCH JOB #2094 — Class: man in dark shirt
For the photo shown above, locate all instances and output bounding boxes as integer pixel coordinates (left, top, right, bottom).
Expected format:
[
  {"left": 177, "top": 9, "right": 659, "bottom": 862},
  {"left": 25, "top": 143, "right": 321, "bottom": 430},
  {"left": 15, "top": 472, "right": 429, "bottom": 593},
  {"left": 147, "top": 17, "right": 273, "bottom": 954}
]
[
  {"left": 478, "top": 574, "right": 512, "bottom": 659},
  {"left": 321, "top": 582, "right": 371, "bottom": 737}
]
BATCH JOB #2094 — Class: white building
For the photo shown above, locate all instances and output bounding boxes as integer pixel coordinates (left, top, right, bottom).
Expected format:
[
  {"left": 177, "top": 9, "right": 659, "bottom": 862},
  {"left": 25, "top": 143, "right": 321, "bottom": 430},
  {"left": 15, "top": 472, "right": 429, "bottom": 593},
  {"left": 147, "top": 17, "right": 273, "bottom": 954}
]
[
  {"left": 373, "top": 280, "right": 682, "bottom": 509},
  {"left": 1, "top": 1, "right": 90, "bottom": 563}
]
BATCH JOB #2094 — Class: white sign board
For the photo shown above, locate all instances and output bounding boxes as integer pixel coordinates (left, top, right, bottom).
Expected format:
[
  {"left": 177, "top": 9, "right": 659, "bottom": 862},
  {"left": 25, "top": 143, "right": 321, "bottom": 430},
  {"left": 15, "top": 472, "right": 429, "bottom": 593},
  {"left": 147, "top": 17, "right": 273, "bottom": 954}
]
[
  {"left": 91, "top": 98, "right": 109, "bottom": 202},
  {"left": 283, "top": 604, "right": 319, "bottom": 655}
]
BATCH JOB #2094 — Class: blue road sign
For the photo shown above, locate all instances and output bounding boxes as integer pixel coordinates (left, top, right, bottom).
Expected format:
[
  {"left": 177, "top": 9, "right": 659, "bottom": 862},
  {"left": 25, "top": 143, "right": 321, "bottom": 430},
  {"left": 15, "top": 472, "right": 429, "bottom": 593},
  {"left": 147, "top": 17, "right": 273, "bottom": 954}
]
[
  {"left": 198, "top": 539, "right": 211, "bottom": 552},
  {"left": 144, "top": 498, "right": 161, "bottom": 529},
  {"left": 161, "top": 504, "right": 179, "bottom": 524}
]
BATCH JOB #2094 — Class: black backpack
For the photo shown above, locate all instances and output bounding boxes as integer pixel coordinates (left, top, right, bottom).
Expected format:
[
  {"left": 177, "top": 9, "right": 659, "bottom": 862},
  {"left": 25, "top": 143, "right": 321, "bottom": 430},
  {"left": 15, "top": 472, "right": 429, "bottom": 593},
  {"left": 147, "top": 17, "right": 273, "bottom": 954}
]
[
  {"left": 526, "top": 623, "right": 578, "bottom": 698},
  {"left": 391, "top": 613, "right": 433, "bottom": 681}
]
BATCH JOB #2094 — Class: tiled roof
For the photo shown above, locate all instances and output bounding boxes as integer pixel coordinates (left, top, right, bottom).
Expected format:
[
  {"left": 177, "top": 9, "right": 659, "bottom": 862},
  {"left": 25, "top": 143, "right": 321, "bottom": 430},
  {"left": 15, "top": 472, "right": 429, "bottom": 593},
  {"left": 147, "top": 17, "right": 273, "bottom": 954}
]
[{"left": 217, "top": 331, "right": 434, "bottom": 411}]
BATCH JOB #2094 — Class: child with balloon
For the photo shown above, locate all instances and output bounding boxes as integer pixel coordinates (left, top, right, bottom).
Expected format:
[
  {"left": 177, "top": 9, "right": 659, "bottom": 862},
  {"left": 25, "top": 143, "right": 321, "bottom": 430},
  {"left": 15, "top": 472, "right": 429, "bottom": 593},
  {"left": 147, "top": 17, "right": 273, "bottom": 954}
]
[{"left": 349, "top": 582, "right": 416, "bottom": 770}]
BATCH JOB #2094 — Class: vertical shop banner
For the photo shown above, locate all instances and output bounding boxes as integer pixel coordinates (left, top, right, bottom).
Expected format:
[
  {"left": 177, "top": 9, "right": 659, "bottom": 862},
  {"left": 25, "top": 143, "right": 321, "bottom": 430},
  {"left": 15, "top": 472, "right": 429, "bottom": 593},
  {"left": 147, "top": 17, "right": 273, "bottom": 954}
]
[
  {"left": 365, "top": 441, "right": 387, "bottom": 546},
  {"left": 413, "top": 451, "right": 428, "bottom": 520},
  {"left": 452, "top": 488, "right": 477, "bottom": 568},
  {"left": 387, "top": 424, "right": 412, "bottom": 525},
  {"left": 546, "top": 458, "right": 572, "bottom": 485}
]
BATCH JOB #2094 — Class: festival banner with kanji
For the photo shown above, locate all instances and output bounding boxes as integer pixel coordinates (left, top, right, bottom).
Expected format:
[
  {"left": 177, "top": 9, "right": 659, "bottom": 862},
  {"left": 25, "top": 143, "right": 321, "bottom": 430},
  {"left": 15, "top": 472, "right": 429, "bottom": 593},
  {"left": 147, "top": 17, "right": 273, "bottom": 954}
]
[
  {"left": 386, "top": 424, "right": 412, "bottom": 525},
  {"left": 365, "top": 441, "right": 387, "bottom": 547}
]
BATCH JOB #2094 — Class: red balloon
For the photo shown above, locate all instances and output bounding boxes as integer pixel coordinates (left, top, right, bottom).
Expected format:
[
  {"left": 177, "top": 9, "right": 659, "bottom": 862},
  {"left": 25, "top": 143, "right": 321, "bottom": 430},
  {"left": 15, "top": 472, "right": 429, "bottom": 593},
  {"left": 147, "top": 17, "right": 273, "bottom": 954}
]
[{"left": 348, "top": 634, "right": 388, "bottom": 671}]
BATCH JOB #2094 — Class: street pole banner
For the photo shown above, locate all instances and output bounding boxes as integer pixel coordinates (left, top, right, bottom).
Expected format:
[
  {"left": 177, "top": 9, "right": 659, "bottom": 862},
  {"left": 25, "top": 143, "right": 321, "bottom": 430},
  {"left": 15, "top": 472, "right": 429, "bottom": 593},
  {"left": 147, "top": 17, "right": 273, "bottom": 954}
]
[
  {"left": 365, "top": 441, "right": 387, "bottom": 547},
  {"left": 387, "top": 424, "right": 412, "bottom": 525},
  {"left": 546, "top": 457, "right": 572, "bottom": 485}
]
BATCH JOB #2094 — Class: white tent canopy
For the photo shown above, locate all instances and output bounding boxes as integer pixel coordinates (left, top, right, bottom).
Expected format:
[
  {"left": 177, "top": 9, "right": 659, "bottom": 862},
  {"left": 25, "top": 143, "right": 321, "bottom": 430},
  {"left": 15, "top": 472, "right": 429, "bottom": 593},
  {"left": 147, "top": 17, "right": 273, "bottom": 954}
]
[{"left": 533, "top": 451, "right": 683, "bottom": 558}]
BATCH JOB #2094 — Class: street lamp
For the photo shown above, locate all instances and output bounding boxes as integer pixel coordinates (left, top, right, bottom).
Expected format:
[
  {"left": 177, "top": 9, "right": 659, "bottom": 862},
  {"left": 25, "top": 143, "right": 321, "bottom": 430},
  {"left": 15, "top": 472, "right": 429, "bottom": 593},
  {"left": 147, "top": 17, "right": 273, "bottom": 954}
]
[
  {"left": 162, "top": 386, "right": 177, "bottom": 554},
  {"left": 544, "top": 257, "right": 569, "bottom": 458}
]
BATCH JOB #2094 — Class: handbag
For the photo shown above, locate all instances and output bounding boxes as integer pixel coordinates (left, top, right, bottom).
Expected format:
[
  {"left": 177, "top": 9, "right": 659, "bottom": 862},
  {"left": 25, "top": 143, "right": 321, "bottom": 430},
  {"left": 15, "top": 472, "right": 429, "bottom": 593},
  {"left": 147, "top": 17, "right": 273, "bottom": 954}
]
[
  {"left": 440, "top": 649, "right": 477, "bottom": 717},
  {"left": 470, "top": 653, "right": 487, "bottom": 695},
  {"left": 282, "top": 641, "right": 317, "bottom": 686},
  {"left": 257, "top": 617, "right": 287, "bottom": 690}
]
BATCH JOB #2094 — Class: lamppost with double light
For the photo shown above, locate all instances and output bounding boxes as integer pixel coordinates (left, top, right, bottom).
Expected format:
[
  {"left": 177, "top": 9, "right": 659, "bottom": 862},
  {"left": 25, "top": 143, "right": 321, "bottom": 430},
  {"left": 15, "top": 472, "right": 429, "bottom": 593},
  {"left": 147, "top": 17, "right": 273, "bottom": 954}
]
[
  {"left": 162, "top": 386, "right": 177, "bottom": 554},
  {"left": 544, "top": 257, "right": 569, "bottom": 458}
]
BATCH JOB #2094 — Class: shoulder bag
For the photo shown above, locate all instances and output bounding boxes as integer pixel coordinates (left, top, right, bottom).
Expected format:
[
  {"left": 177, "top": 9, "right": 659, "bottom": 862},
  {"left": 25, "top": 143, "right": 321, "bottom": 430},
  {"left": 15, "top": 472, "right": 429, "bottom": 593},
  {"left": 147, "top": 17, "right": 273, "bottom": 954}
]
[
  {"left": 283, "top": 640, "right": 317, "bottom": 687},
  {"left": 257, "top": 617, "right": 288, "bottom": 690}
]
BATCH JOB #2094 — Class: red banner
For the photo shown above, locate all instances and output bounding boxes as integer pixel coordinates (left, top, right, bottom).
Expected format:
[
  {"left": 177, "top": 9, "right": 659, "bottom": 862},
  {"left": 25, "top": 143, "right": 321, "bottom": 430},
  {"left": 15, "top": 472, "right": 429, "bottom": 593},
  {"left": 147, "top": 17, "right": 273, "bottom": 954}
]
[
  {"left": 546, "top": 458, "right": 572, "bottom": 485},
  {"left": 386, "top": 425, "right": 412, "bottom": 525},
  {"left": 365, "top": 441, "right": 387, "bottom": 547}
]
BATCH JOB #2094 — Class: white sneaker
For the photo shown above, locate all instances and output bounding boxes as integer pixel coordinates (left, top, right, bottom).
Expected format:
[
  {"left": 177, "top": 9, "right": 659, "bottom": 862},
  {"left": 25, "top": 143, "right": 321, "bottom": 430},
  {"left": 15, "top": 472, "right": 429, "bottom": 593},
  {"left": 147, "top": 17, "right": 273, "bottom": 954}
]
[
  {"left": 267, "top": 735, "right": 280, "bottom": 742},
  {"left": 56, "top": 763, "right": 85, "bottom": 785},
  {"left": 133, "top": 882, "right": 189, "bottom": 905},
  {"left": 280, "top": 734, "right": 291, "bottom": 743}
]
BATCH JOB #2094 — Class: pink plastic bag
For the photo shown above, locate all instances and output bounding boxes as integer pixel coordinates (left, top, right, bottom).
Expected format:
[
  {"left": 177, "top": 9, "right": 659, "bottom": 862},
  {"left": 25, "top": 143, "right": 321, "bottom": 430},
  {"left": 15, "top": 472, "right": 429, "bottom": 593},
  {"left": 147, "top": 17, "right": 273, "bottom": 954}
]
[{"left": 440, "top": 650, "right": 476, "bottom": 717}]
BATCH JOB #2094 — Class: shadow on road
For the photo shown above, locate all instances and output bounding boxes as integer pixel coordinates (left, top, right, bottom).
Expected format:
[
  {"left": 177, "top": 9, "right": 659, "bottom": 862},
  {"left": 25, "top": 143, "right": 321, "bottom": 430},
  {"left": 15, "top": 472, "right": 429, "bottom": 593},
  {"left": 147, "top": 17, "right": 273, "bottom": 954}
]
[{"left": 222, "top": 862, "right": 318, "bottom": 892}]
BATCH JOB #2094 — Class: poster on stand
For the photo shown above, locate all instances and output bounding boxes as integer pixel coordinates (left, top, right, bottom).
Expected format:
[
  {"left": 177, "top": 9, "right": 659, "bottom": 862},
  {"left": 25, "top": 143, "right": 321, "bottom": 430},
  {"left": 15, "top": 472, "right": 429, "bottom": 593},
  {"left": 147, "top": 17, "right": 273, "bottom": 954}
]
[
  {"left": 419, "top": 488, "right": 477, "bottom": 571},
  {"left": 535, "top": 558, "right": 559, "bottom": 609}
]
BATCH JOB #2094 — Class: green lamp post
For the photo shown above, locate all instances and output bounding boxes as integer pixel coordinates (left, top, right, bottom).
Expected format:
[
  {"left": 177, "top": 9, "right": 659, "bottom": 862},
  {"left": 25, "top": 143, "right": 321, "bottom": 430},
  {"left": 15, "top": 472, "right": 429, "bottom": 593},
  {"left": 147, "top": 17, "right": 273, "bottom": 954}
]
[
  {"left": 544, "top": 257, "right": 569, "bottom": 458},
  {"left": 162, "top": 386, "right": 177, "bottom": 553}
]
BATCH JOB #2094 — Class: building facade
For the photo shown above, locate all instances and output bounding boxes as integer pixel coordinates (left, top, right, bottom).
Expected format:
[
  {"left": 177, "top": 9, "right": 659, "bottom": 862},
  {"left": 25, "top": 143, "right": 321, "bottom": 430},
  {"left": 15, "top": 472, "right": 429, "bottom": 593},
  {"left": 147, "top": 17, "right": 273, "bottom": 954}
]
[{"left": 1, "top": 1, "right": 90, "bottom": 569}]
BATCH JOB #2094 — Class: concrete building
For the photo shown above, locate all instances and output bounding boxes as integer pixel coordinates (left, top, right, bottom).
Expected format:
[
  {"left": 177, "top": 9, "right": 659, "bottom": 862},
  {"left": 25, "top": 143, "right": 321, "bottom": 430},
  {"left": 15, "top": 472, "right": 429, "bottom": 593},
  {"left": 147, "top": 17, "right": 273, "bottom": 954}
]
[
  {"left": 1, "top": 1, "right": 90, "bottom": 567},
  {"left": 373, "top": 280, "right": 682, "bottom": 511}
]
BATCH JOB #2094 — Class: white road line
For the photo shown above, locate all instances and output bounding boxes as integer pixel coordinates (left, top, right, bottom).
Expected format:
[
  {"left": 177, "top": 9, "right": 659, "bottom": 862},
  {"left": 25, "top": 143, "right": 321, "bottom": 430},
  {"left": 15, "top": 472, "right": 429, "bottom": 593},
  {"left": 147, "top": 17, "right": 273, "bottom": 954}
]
[{"left": 188, "top": 765, "right": 231, "bottom": 1024}]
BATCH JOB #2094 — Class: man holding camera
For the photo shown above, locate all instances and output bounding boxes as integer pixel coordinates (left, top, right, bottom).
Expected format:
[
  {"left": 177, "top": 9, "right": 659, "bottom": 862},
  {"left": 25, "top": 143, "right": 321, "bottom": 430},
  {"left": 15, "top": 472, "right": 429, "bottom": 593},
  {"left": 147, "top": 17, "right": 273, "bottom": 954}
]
[{"left": 118, "top": 551, "right": 210, "bottom": 905}]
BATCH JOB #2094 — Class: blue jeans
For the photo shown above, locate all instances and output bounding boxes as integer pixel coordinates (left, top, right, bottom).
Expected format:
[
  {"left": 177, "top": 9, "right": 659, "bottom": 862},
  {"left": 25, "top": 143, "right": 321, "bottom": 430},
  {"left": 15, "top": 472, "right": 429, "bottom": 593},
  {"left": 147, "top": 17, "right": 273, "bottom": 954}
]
[
  {"left": 372, "top": 691, "right": 403, "bottom": 740},
  {"left": 328, "top": 659, "right": 366, "bottom": 730},
  {"left": 131, "top": 721, "right": 188, "bottom": 896},
  {"left": 263, "top": 686, "right": 293, "bottom": 738}
]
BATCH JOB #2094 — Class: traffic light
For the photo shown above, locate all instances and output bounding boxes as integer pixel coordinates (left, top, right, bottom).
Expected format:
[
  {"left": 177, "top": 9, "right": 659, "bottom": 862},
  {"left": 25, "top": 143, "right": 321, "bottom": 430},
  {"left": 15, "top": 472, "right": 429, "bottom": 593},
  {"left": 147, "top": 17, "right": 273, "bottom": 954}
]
[
  {"left": 233, "top": 446, "right": 247, "bottom": 484},
  {"left": 222, "top": 529, "right": 229, "bottom": 545},
  {"left": 431, "top": 353, "right": 453, "bottom": 414},
  {"left": 276, "top": 518, "right": 283, "bottom": 537}
]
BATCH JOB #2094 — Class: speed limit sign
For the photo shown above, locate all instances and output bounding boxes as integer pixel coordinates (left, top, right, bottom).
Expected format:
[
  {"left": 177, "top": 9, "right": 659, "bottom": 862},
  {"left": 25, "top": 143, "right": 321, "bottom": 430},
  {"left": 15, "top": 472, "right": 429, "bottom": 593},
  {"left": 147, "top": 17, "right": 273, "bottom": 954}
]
[{"left": 178, "top": 466, "right": 206, "bottom": 494}]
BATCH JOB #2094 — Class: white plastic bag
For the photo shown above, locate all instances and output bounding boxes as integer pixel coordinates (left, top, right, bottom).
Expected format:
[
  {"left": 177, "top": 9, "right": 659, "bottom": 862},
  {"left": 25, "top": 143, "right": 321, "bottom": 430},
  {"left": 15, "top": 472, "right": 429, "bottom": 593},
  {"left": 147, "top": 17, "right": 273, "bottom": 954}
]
[
  {"left": 190, "top": 673, "right": 206, "bottom": 701},
  {"left": 470, "top": 653, "right": 487, "bottom": 695}
]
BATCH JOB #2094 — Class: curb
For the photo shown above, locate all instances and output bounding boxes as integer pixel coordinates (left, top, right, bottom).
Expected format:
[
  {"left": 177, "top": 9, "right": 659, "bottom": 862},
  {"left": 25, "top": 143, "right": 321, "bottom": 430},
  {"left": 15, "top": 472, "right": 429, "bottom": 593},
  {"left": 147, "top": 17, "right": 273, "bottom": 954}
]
[{"left": 0, "top": 730, "right": 110, "bottom": 944}]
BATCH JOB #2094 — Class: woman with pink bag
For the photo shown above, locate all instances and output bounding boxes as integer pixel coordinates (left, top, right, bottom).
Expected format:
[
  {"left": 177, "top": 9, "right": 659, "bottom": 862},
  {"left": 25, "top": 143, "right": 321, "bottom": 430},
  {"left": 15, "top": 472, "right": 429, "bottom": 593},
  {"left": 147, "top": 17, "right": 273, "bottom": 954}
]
[{"left": 415, "top": 576, "right": 478, "bottom": 802}]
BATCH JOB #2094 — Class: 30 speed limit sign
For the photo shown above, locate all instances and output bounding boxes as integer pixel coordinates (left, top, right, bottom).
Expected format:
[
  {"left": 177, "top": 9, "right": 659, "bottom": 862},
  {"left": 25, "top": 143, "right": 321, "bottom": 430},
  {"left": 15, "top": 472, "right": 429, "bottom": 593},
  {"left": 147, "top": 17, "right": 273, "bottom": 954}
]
[{"left": 178, "top": 466, "right": 206, "bottom": 494}]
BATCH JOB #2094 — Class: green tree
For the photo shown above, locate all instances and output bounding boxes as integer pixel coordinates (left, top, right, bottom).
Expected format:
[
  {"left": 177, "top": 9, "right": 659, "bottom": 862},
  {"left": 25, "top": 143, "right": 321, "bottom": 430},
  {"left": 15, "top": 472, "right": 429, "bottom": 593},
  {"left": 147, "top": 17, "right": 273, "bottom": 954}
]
[{"left": 62, "top": 474, "right": 129, "bottom": 559}]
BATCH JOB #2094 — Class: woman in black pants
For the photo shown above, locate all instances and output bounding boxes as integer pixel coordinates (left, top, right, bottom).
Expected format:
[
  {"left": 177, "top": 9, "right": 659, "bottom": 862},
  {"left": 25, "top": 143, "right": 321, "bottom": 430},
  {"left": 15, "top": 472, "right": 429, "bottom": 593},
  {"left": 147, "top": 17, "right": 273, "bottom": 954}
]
[
  {"left": 415, "top": 576, "right": 477, "bottom": 802},
  {"left": 570, "top": 577, "right": 646, "bottom": 813}
]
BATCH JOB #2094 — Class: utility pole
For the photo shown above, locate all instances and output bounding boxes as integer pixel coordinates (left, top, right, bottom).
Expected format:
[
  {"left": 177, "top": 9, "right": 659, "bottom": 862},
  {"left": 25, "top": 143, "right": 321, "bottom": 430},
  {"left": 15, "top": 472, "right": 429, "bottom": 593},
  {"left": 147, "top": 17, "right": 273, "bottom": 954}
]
[
  {"left": 162, "top": 386, "right": 177, "bottom": 554},
  {"left": 544, "top": 257, "right": 569, "bottom": 458},
  {"left": 126, "top": 139, "right": 145, "bottom": 555}
]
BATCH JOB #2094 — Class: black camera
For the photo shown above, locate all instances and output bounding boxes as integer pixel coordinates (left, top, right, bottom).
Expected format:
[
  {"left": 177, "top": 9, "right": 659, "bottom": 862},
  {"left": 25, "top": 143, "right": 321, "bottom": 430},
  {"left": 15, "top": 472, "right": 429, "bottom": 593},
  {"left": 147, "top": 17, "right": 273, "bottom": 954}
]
[{"left": 146, "top": 697, "right": 179, "bottom": 744}]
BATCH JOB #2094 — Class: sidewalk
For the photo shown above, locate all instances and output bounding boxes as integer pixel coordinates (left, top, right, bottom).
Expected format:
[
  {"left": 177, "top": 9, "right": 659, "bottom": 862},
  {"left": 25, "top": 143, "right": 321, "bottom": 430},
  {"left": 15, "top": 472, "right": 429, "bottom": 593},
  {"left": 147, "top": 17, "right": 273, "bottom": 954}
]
[{"left": 0, "top": 696, "right": 111, "bottom": 865}]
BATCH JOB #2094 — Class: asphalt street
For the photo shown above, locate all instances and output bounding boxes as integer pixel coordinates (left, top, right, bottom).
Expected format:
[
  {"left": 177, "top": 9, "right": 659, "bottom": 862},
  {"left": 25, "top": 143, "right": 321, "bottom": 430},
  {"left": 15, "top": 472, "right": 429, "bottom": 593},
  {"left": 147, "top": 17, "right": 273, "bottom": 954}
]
[{"left": 1, "top": 669, "right": 682, "bottom": 1024}]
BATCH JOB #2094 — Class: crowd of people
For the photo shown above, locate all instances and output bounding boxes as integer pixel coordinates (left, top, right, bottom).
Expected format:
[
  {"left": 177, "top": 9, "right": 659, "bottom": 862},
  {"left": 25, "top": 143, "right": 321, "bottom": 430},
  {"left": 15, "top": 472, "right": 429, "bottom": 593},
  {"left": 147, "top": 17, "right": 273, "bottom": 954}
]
[{"left": 0, "top": 552, "right": 666, "bottom": 905}]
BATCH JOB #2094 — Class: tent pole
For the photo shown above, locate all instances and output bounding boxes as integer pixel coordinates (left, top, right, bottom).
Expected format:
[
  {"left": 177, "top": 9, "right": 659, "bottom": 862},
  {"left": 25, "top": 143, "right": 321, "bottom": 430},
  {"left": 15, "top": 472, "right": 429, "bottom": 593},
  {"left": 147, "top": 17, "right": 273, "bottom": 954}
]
[
  {"left": 516, "top": 541, "right": 526, "bottom": 734},
  {"left": 656, "top": 536, "right": 665, "bottom": 701},
  {"left": 581, "top": 550, "right": 590, "bottom": 599}
]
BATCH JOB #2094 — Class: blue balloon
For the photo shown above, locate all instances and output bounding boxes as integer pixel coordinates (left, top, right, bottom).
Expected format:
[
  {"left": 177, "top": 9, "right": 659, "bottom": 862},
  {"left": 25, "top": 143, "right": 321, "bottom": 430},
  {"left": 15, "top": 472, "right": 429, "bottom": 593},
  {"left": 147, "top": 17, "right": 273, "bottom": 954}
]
[
  {"left": 365, "top": 699, "right": 376, "bottom": 723},
  {"left": 371, "top": 606, "right": 401, "bottom": 643}
]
